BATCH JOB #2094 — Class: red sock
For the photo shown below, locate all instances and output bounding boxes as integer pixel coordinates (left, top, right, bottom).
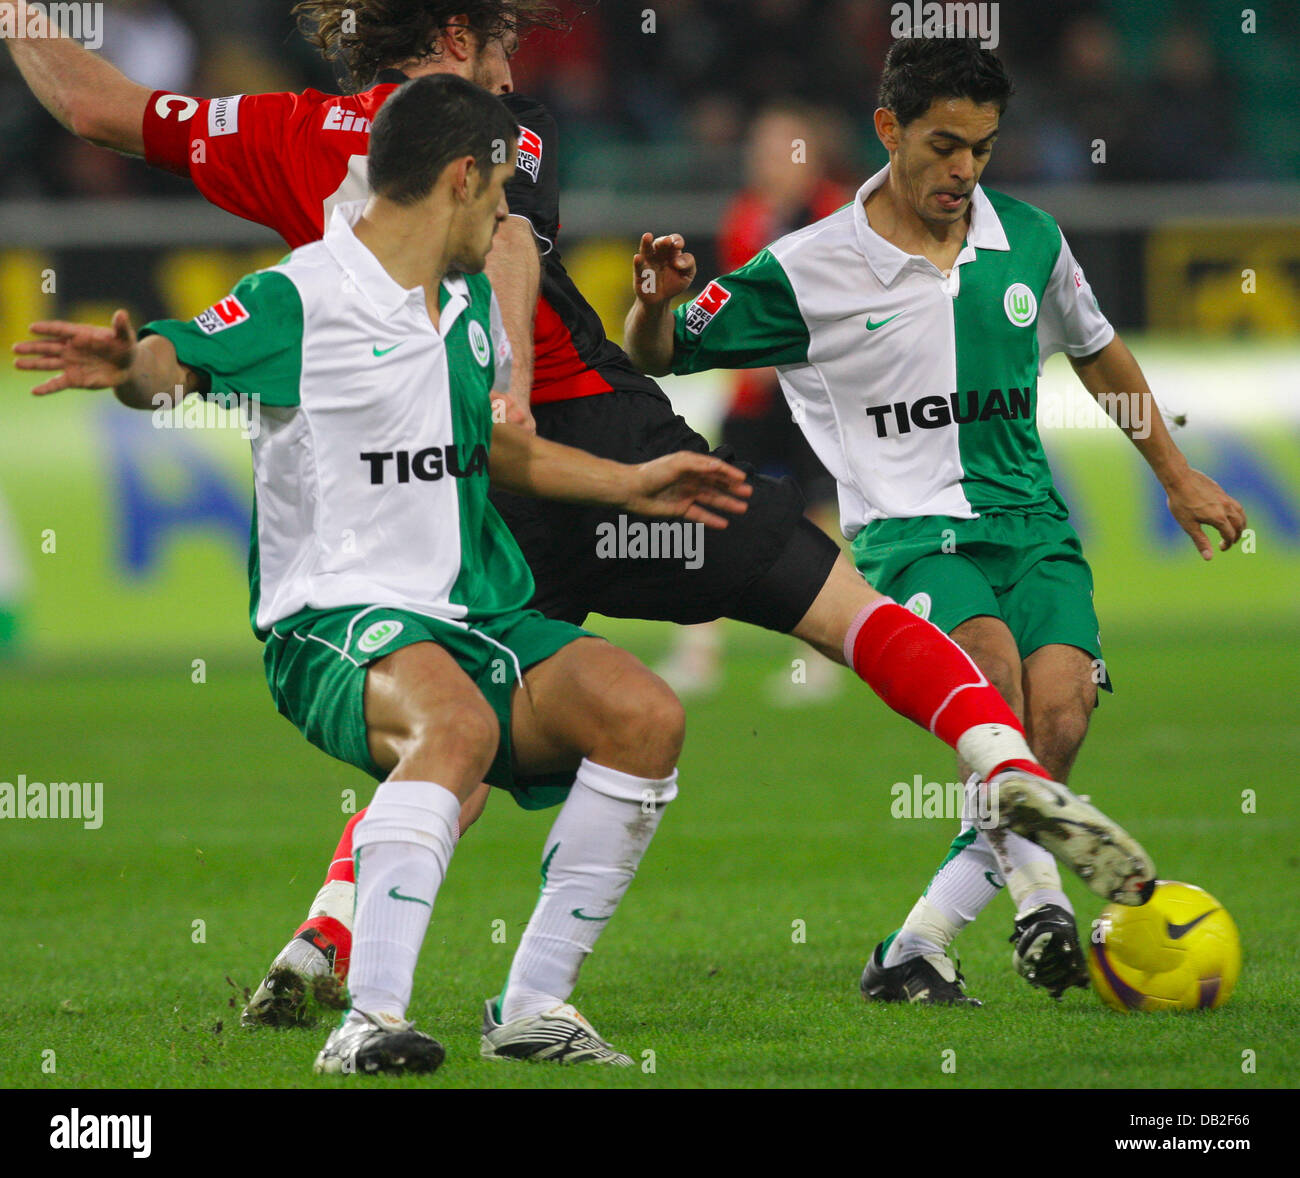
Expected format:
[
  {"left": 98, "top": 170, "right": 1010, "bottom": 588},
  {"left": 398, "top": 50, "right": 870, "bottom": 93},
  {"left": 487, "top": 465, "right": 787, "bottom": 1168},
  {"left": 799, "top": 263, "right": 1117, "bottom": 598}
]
[
  {"left": 293, "top": 809, "right": 367, "bottom": 976},
  {"left": 324, "top": 809, "right": 366, "bottom": 885},
  {"left": 843, "top": 599, "right": 1050, "bottom": 781}
]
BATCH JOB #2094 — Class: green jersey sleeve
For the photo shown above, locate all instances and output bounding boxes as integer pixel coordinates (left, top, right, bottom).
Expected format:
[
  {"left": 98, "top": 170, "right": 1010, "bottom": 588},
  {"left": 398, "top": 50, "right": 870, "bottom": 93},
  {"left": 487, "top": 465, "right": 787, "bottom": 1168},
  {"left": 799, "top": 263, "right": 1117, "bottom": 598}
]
[
  {"left": 139, "top": 269, "right": 304, "bottom": 407},
  {"left": 671, "top": 248, "right": 810, "bottom": 375}
]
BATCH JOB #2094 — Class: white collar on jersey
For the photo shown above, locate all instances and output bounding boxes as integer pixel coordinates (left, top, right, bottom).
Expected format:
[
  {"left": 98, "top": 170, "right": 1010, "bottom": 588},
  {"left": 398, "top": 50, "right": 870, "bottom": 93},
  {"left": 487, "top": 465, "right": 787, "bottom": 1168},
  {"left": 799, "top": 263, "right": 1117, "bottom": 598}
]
[
  {"left": 323, "top": 200, "right": 470, "bottom": 323},
  {"left": 852, "top": 164, "right": 1010, "bottom": 287}
]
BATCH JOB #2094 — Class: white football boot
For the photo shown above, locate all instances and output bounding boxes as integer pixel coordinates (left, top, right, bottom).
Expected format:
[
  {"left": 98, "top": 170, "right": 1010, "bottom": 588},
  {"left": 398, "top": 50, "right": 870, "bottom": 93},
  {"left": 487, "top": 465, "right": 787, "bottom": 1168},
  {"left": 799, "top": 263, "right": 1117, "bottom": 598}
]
[
  {"left": 987, "top": 771, "right": 1155, "bottom": 906},
  {"left": 241, "top": 930, "right": 343, "bottom": 1028},
  {"left": 314, "top": 1009, "right": 444, "bottom": 1076},
  {"left": 480, "top": 1000, "right": 633, "bottom": 1066}
]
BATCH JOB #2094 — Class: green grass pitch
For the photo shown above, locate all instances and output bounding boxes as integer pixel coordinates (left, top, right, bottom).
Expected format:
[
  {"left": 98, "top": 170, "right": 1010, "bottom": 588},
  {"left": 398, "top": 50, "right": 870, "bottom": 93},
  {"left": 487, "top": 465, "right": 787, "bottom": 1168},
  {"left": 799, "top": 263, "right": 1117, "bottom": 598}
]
[{"left": 2, "top": 617, "right": 1296, "bottom": 1090}]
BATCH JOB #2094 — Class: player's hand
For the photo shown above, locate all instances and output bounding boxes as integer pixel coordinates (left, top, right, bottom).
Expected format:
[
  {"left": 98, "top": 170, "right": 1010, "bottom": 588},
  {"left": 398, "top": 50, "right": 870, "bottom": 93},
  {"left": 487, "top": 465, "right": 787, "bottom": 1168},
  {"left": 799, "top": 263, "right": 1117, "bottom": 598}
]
[
  {"left": 13, "top": 309, "right": 137, "bottom": 396},
  {"left": 491, "top": 391, "right": 537, "bottom": 434},
  {"left": 633, "top": 233, "right": 696, "bottom": 307},
  {"left": 625, "top": 451, "right": 752, "bottom": 529},
  {"left": 1165, "top": 468, "right": 1248, "bottom": 560}
]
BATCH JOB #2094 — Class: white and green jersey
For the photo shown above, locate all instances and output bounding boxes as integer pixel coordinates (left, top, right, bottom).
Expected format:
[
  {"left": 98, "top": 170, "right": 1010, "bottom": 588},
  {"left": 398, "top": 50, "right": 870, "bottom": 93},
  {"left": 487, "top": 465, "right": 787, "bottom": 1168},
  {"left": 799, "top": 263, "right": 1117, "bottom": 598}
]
[
  {"left": 141, "top": 201, "right": 526, "bottom": 636},
  {"left": 671, "top": 165, "right": 1113, "bottom": 538}
]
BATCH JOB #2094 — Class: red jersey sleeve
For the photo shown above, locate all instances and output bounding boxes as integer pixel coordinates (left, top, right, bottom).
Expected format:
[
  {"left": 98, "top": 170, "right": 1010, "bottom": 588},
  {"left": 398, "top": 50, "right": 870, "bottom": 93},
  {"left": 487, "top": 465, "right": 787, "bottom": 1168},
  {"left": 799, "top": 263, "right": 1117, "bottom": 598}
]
[{"left": 142, "top": 89, "right": 354, "bottom": 247}]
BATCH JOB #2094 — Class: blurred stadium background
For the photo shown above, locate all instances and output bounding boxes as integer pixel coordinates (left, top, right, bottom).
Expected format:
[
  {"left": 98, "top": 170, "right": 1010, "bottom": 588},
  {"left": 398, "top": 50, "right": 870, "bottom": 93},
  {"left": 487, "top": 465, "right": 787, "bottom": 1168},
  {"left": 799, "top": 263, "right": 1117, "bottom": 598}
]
[{"left": 0, "top": 0, "right": 1297, "bottom": 658}]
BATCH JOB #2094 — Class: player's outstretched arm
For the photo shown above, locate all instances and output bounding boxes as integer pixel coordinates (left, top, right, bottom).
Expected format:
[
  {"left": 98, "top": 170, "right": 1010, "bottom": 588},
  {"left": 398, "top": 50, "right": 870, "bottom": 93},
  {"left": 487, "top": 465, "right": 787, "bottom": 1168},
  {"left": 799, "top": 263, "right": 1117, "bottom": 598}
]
[
  {"left": 1, "top": 1, "right": 151, "bottom": 154},
  {"left": 13, "top": 310, "right": 202, "bottom": 409},
  {"left": 1070, "top": 334, "right": 1247, "bottom": 559},
  {"left": 489, "top": 422, "right": 750, "bottom": 528},
  {"left": 624, "top": 233, "right": 696, "bottom": 376}
]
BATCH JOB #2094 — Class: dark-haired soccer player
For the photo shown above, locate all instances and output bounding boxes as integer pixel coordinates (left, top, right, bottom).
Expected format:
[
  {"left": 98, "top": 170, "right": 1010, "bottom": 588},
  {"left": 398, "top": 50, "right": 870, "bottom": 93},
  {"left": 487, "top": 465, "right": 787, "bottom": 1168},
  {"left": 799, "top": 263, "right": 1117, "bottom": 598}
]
[
  {"left": 627, "top": 35, "right": 1245, "bottom": 1005},
  {"left": 6, "top": 3, "right": 1155, "bottom": 1040},
  {"left": 17, "top": 74, "right": 761, "bottom": 1075}
]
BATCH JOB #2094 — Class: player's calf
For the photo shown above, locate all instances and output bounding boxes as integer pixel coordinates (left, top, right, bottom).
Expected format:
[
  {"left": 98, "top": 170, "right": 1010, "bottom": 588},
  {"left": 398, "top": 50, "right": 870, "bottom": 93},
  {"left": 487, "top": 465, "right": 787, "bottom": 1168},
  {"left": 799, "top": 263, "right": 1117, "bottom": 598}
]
[
  {"left": 310, "top": 645, "right": 501, "bottom": 1073},
  {"left": 794, "top": 561, "right": 1043, "bottom": 780},
  {"left": 245, "top": 780, "right": 495, "bottom": 1025},
  {"left": 797, "top": 565, "right": 1156, "bottom": 905},
  {"left": 1023, "top": 699, "right": 1092, "bottom": 785},
  {"left": 487, "top": 645, "right": 683, "bottom": 1060}
]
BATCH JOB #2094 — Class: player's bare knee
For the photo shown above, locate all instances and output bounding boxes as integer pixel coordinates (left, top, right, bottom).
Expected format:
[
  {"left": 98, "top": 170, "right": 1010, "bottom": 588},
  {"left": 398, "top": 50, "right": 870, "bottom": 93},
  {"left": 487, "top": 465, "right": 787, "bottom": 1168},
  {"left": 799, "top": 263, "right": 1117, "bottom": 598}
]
[
  {"left": 407, "top": 697, "right": 499, "bottom": 785},
  {"left": 644, "top": 679, "right": 686, "bottom": 760},
  {"left": 604, "top": 674, "right": 685, "bottom": 774}
]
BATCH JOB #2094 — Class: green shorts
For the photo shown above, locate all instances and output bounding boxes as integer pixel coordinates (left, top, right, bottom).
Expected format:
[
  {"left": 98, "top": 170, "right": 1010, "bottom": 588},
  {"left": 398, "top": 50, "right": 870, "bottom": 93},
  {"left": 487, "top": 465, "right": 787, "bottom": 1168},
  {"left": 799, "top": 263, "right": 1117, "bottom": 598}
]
[
  {"left": 263, "top": 605, "right": 595, "bottom": 809},
  {"left": 851, "top": 511, "right": 1110, "bottom": 691}
]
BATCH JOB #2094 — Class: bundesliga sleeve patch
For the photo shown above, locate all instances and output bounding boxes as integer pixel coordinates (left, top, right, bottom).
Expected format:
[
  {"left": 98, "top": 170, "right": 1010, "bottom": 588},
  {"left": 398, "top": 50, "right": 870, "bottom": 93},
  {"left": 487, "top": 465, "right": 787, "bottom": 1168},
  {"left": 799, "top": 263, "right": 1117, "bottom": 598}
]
[
  {"left": 194, "top": 295, "right": 250, "bottom": 335},
  {"left": 684, "top": 281, "right": 732, "bottom": 334},
  {"left": 516, "top": 126, "right": 543, "bottom": 182}
]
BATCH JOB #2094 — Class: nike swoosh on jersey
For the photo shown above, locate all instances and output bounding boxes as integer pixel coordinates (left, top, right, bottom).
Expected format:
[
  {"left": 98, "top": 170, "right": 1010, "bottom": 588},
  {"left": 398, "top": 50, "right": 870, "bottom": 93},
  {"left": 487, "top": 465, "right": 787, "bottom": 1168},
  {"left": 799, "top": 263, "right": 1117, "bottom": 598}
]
[
  {"left": 865, "top": 313, "right": 902, "bottom": 331},
  {"left": 373, "top": 343, "right": 406, "bottom": 357},
  {"left": 1166, "top": 909, "right": 1219, "bottom": 939}
]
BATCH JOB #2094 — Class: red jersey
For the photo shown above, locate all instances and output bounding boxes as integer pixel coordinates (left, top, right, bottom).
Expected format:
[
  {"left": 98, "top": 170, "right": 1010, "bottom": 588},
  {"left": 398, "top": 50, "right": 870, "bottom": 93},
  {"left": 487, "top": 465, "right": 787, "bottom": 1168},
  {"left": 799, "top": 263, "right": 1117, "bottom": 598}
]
[
  {"left": 141, "top": 85, "right": 663, "bottom": 407},
  {"left": 143, "top": 88, "right": 395, "bottom": 248}
]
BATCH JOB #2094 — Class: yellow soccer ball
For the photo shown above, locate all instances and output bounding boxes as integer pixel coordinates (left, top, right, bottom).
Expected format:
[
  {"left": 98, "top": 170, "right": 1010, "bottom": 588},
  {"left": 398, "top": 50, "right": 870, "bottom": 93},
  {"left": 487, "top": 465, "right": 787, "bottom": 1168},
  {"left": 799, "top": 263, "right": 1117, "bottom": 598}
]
[{"left": 1088, "top": 881, "right": 1241, "bottom": 1012}]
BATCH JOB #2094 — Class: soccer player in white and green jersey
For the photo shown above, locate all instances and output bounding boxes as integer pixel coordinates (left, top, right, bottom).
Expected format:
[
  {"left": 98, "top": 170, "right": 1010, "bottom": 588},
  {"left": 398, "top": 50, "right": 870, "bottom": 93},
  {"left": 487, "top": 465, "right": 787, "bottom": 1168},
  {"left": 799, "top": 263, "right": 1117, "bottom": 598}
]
[
  {"left": 17, "top": 75, "right": 757, "bottom": 1074},
  {"left": 627, "top": 36, "right": 1246, "bottom": 1005}
]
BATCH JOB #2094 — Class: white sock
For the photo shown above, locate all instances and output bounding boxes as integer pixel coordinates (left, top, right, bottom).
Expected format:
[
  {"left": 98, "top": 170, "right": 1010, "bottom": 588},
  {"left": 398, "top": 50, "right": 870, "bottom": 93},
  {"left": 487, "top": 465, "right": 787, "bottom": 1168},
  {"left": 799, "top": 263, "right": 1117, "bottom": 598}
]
[
  {"left": 966, "top": 768, "right": 1071, "bottom": 917},
  {"left": 499, "top": 759, "right": 677, "bottom": 1022},
  {"left": 885, "top": 776, "right": 1002, "bottom": 966},
  {"left": 954, "top": 724, "right": 1037, "bottom": 780},
  {"left": 884, "top": 896, "right": 964, "bottom": 966},
  {"left": 885, "top": 833, "right": 1003, "bottom": 965},
  {"left": 347, "top": 780, "right": 460, "bottom": 1020},
  {"left": 989, "top": 834, "right": 1071, "bottom": 917},
  {"left": 306, "top": 878, "right": 355, "bottom": 927}
]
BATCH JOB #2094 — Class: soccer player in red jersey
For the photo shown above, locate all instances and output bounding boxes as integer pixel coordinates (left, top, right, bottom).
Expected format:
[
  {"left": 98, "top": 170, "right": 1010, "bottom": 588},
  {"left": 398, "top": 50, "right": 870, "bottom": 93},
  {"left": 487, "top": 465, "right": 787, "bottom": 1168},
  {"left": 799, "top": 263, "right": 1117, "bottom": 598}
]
[{"left": 6, "top": 1, "right": 1155, "bottom": 1043}]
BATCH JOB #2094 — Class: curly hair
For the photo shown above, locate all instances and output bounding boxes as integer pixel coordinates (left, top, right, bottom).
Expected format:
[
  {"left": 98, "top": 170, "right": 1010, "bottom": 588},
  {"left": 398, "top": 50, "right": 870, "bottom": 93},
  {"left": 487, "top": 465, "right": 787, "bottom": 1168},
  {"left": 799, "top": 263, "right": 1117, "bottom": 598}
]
[{"left": 292, "top": 1, "right": 571, "bottom": 90}]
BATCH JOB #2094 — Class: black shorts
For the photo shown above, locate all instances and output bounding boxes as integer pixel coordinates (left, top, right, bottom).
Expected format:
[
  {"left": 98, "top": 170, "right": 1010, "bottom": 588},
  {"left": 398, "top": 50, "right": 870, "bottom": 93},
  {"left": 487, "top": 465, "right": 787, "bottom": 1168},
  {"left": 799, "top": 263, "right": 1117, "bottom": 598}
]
[
  {"left": 721, "top": 400, "right": 837, "bottom": 509},
  {"left": 490, "top": 390, "right": 840, "bottom": 632}
]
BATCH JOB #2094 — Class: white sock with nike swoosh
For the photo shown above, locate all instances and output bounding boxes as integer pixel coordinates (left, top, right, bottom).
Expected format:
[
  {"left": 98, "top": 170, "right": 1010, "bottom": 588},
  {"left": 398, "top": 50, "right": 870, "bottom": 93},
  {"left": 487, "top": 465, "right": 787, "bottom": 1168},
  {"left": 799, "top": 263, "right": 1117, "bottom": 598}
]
[
  {"left": 498, "top": 759, "right": 677, "bottom": 1023},
  {"left": 885, "top": 775, "right": 1002, "bottom": 966},
  {"left": 347, "top": 780, "right": 461, "bottom": 1020}
]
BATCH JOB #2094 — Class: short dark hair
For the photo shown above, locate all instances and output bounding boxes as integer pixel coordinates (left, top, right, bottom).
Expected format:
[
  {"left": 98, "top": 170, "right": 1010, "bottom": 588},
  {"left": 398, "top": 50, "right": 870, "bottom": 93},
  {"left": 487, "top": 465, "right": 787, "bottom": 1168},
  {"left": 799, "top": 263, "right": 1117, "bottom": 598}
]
[
  {"left": 367, "top": 75, "right": 519, "bottom": 205},
  {"left": 878, "top": 37, "right": 1014, "bottom": 127},
  {"left": 292, "top": 1, "right": 569, "bottom": 92}
]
